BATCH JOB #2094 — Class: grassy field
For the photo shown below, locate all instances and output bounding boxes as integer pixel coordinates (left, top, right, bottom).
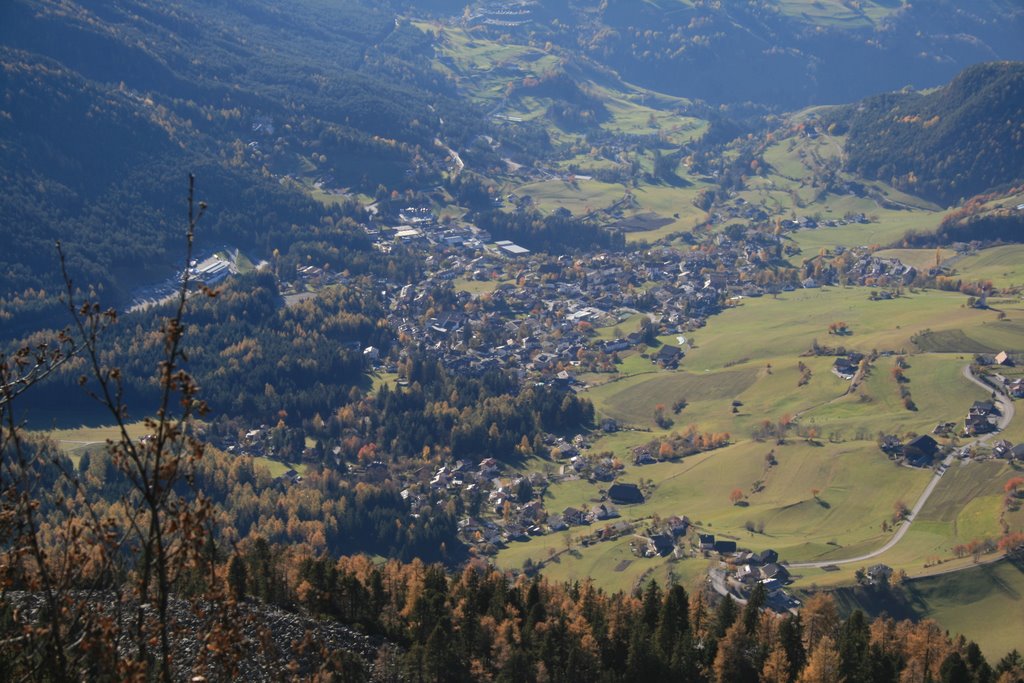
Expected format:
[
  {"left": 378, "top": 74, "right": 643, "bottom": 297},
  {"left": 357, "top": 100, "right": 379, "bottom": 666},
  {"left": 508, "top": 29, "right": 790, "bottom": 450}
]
[
  {"left": 515, "top": 178, "right": 627, "bottom": 215},
  {"left": 251, "top": 455, "right": 306, "bottom": 478},
  {"left": 905, "top": 557, "right": 1024, "bottom": 660},
  {"left": 751, "top": 128, "right": 949, "bottom": 255},
  {"left": 420, "top": 21, "right": 721, "bottom": 244},
  {"left": 823, "top": 556, "right": 1024, "bottom": 661},
  {"left": 953, "top": 245, "right": 1024, "bottom": 290},
  {"left": 533, "top": 280, "right": 1023, "bottom": 597},
  {"left": 584, "top": 350, "right": 964, "bottom": 440},
  {"left": 586, "top": 365, "right": 761, "bottom": 429},
  {"left": 497, "top": 439, "right": 932, "bottom": 586},
  {"left": 873, "top": 248, "right": 955, "bottom": 272},
  {"left": 792, "top": 459, "right": 1021, "bottom": 589},
  {"left": 802, "top": 353, "right": 988, "bottom": 437},
  {"left": 453, "top": 277, "right": 507, "bottom": 296},
  {"left": 775, "top": 0, "right": 903, "bottom": 26},
  {"left": 39, "top": 422, "right": 309, "bottom": 479},
  {"left": 679, "top": 287, "right": 1019, "bottom": 372},
  {"left": 509, "top": 174, "right": 713, "bottom": 244},
  {"left": 788, "top": 209, "right": 943, "bottom": 257},
  {"left": 44, "top": 421, "right": 153, "bottom": 465}
]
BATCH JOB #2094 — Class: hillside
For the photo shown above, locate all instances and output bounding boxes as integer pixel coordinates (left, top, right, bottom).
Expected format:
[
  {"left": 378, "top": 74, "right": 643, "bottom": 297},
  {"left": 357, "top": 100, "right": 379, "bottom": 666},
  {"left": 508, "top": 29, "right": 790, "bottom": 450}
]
[
  {"left": 0, "top": 0, "right": 494, "bottom": 328},
  {"left": 830, "top": 61, "right": 1024, "bottom": 207},
  {"left": 485, "top": 0, "right": 1024, "bottom": 108}
]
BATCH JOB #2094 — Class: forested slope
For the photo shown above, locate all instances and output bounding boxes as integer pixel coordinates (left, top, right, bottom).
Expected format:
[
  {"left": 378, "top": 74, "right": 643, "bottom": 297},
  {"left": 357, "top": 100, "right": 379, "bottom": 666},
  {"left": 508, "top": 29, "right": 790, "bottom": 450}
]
[
  {"left": 0, "top": 0, "right": 496, "bottom": 329},
  {"left": 830, "top": 61, "right": 1024, "bottom": 207}
]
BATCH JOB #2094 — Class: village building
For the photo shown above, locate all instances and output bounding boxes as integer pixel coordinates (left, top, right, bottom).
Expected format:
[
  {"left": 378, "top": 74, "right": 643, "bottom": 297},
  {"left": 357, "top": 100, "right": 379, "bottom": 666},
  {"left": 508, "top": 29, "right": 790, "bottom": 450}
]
[{"left": 608, "top": 482, "right": 645, "bottom": 505}]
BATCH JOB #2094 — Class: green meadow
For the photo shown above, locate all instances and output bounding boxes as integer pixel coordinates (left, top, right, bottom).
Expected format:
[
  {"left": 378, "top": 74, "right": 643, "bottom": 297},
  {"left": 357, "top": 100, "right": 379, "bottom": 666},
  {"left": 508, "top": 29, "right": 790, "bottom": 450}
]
[
  {"left": 514, "top": 178, "right": 628, "bottom": 215},
  {"left": 497, "top": 439, "right": 932, "bottom": 585},
  {"left": 502, "top": 281, "right": 1023, "bottom": 595},
  {"left": 873, "top": 248, "right": 955, "bottom": 272},
  {"left": 905, "top": 558, "right": 1024, "bottom": 661},
  {"left": 954, "top": 245, "right": 1024, "bottom": 289}
]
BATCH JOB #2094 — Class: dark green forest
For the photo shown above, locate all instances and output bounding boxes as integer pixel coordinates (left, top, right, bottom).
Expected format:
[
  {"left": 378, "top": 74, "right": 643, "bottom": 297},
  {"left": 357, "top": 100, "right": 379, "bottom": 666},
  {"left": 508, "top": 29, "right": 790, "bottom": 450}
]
[
  {"left": 0, "top": 0, "right": 503, "bottom": 333},
  {"left": 827, "top": 61, "right": 1024, "bottom": 207}
]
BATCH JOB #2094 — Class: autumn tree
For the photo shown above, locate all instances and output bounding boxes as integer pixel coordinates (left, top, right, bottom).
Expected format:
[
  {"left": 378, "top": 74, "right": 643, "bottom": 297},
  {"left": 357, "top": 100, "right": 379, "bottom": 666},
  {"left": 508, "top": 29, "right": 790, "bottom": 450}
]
[
  {"left": 761, "top": 645, "right": 792, "bottom": 683},
  {"left": 713, "top": 621, "right": 757, "bottom": 683},
  {"left": 799, "top": 635, "right": 842, "bottom": 683},
  {"left": 801, "top": 593, "right": 840, "bottom": 654},
  {"left": 0, "top": 176, "right": 241, "bottom": 680}
]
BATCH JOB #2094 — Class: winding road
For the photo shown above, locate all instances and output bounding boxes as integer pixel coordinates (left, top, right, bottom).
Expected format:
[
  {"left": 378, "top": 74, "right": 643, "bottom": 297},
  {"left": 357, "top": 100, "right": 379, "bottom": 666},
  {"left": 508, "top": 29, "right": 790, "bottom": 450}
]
[{"left": 788, "top": 365, "right": 1014, "bottom": 569}]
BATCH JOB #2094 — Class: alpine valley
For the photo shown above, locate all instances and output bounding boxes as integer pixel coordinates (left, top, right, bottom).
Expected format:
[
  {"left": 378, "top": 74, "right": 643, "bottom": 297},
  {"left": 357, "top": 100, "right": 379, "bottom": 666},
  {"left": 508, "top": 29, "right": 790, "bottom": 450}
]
[{"left": 1, "top": 0, "right": 1024, "bottom": 680}]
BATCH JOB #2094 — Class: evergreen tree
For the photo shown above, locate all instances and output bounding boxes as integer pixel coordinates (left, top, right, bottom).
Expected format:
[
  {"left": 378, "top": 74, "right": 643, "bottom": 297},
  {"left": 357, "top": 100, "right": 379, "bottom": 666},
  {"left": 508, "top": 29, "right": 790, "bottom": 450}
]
[
  {"left": 837, "top": 609, "right": 870, "bottom": 683},
  {"left": 227, "top": 553, "right": 247, "bottom": 603},
  {"left": 778, "top": 613, "right": 806, "bottom": 682},
  {"left": 742, "top": 583, "right": 766, "bottom": 634},
  {"left": 713, "top": 595, "right": 739, "bottom": 638},
  {"left": 963, "top": 641, "right": 993, "bottom": 683},
  {"left": 641, "top": 580, "right": 662, "bottom": 630},
  {"left": 654, "top": 584, "right": 690, "bottom": 661},
  {"left": 939, "top": 651, "right": 971, "bottom": 683}
]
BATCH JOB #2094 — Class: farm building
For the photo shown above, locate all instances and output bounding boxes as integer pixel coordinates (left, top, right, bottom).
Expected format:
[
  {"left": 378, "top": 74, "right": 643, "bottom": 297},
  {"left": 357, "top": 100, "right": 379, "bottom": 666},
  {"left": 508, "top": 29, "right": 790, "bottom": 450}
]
[{"left": 608, "top": 483, "right": 645, "bottom": 505}]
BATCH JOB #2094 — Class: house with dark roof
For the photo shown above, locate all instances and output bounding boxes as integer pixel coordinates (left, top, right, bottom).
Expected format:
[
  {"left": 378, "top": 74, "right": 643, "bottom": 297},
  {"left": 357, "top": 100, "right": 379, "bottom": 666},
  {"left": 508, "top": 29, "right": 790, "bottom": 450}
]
[
  {"left": 608, "top": 482, "right": 645, "bottom": 505},
  {"left": 714, "top": 540, "right": 738, "bottom": 555},
  {"left": 562, "top": 507, "right": 588, "bottom": 526},
  {"left": 760, "top": 563, "right": 789, "bottom": 583},
  {"left": 833, "top": 357, "right": 857, "bottom": 380},
  {"left": 655, "top": 344, "right": 684, "bottom": 368},
  {"left": 904, "top": 434, "right": 940, "bottom": 467},
  {"left": 632, "top": 533, "right": 675, "bottom": 558}
]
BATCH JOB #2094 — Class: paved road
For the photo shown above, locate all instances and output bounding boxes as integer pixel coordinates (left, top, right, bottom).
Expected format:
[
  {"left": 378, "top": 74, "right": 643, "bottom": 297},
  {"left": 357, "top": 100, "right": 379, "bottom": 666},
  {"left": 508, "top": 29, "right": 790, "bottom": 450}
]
[{"left": 788, "top": 365, "right": 1014, "bottom": 569}]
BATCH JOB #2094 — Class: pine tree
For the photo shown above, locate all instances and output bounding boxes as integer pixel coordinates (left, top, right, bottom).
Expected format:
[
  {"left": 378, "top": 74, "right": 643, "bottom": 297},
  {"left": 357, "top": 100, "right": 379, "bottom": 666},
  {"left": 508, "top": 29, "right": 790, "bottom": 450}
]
[
  {"left": 227, "top": 553, "right": 247, "bottom": 603},
  {"left": 641, "top": 580, "right": 663, "bottom": 630},
  {"left": 963, "top": 641, "right": 994, "bottom": 683},
  {"left": 655, "top": 584, "right": 690, "bottom": 661},
  {"left": 779, "top": 612, "right": 806, "bottom": 681},
  {"left": 713, "top": 595, "right": 739, "bottom": 638},
  {"left": 838, "top": 609, "right": 870, "bottom": 683},
  {"left": 939, "top": 651, "right": 971, "bottom": 683},
  {"left": 742, "top": 582, "right": 767, "bottom": 634}
]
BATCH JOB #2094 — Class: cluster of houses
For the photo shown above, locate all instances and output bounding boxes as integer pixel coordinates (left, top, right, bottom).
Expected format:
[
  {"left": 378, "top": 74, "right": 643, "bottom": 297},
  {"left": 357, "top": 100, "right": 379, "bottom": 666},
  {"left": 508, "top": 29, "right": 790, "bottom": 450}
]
[
  {"left": 447, "top": 463, "right": 653, "bottom": 550},
  {"left": 879, "top": 433, "right": 943, "bottom": 467},
  {"left": 964, "top": 400, "right": 1001, "bottom": 436},
  {"left": 840, "top": 250, "right": 917, "bottom": 287},
  {"left": 798, "top": 246, "right": 919, "bottom": 290},
  {"left": 991, "top": 440, "right": 1024, "bottom": 461},
  {"left": 364, "top": 200, "right": 836, "bottom": 386},
  {"left": 464, "top": 1, "right": 537, "bottom": 27},
  {"left": 975, "top": 352, "right": 1023, "bottom": 398},
  {"left": 369, "top": 206, "right": 489, "bottom": 253},
  {"left": 707, "top": 542, "right": 802, "bottom": 613}
]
